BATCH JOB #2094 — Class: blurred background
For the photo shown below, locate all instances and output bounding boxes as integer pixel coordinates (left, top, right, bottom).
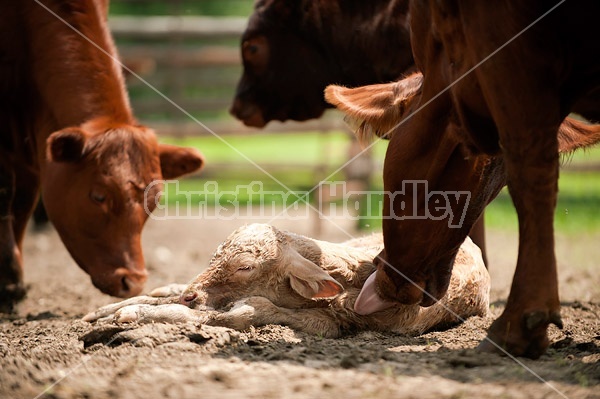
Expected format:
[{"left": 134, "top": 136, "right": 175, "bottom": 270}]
[{"left": 108, "top": 0, "right": 600, "bottom": 241}]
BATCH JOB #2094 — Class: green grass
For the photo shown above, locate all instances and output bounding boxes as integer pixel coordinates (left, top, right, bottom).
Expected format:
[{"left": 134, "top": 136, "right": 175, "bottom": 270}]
[
  {"left": 109, "top": 0, "right": 600, "bottom": 234},
  {"left": 161, "top": 131, "right": 389, "bottom": 165},
  {"left": 110, "top": 0, "right": 253, "bottom": 17},
  {"left": 486, "top": 171, "right": 600, "bottom": 233},
  {"left": 162, "top": 133, "right": 600, "bottom": 233},
  {"left": 567, "top": 148, "right": 600, "bottom": 164}
]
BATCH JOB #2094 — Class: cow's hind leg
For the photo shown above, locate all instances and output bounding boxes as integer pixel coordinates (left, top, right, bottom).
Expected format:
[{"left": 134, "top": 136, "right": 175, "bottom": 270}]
[{"left": 0, "top": 162, "right": 25, "bottom": 311}]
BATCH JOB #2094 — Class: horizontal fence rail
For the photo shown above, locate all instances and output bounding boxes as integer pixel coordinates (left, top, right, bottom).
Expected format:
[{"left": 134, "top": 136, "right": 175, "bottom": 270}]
[
  {"left": 109, "top": 16, "right": 247, "bottom": 38},
  {"left": 110, "top": 14, "right": 375, "bottom": 234},
  {"left": 108, "top": 13, "right": 599, "bottom": 236}
]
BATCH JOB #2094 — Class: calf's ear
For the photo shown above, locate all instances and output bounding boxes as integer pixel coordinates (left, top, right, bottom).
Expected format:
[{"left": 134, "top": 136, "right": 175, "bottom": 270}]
[
  {"left": 158, "top": 144, "right": 205, "bottom": 179},
  {"left": 46, "top": 128, "right": 87, "bottom": 163},
  {"left": 287, "top": 251, "right": 343, "bottom": 299},
  {"left": 324, "top": 73, "right": 423, "bottom": 144}
]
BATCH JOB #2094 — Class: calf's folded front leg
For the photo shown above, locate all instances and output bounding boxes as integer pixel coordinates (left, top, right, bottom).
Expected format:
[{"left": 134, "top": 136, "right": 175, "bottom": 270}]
[
  {"left": 207, "top": 297, "right": 344, "bottom": 338},
  {"left": 82, "top": 295, "right": 181, "bottom": 322},
  {"left": 113, "top": 303, "right": 212, "bottom": 324},
  {"left": 82, "top": 283, "right": 189, "bottom": 322}
]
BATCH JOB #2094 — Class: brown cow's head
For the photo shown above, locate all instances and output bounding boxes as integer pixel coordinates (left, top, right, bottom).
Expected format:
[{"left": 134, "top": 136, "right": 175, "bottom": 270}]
[
  {"left": 230, "top": 0, "right": 336, "bottom": 127},
  {"left": 326, "top": 79, "right": 600, "bottom": 312},
  {"left": 41, "top": 118, "right": 204, "bottom": 298}
]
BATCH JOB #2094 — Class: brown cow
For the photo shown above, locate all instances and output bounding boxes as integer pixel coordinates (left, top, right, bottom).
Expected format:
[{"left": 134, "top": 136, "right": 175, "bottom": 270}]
[
  {"left": 0, "top": 0, "right": 204, "bottom": 310},
  {"left": 326, "top": 1, "right": 600, "bottom": 358},
  {"left": 83, "top": 224, "right": 490, "bottom": 338}
]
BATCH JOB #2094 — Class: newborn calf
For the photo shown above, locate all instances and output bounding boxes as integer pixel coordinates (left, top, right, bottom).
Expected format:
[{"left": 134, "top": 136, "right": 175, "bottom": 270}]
[{"left": 84, "top": 224, "right": 490, "bottom": 338}]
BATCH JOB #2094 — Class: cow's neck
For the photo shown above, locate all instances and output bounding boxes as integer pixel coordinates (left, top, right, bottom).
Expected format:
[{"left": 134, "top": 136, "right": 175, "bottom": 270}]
[{"left": 27, "top": 1, "right": 133, "bottom": 162}]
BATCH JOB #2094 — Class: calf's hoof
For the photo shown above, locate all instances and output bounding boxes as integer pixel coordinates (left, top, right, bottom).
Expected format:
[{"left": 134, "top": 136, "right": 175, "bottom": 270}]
[
  {"left": 477, "top": 310, "right": 562, "bottom": 359},
  {"left": 0, "top": 283, "right": 27, "bottom": 313}
]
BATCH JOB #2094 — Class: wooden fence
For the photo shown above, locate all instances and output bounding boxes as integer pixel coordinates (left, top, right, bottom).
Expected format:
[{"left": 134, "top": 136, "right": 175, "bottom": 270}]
[
  {"left": 109, "top": 15, "right": 375, "bottom": 234},
  {"left": 110, "top": 15, "right": 347, "bottom": 134},
  {"left": 109, "top": 14, "right": 599, "bottom": 237}
]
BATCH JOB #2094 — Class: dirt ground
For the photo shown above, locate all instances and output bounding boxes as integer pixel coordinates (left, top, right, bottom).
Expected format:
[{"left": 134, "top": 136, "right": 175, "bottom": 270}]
[{"left": 1, "top": 207, "right": 599, "bottom": 399}]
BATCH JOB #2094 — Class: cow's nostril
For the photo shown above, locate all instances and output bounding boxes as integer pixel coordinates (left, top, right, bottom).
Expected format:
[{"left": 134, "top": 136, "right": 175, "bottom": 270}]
[
  {"left": 116, "top": 276, "right": 144, "bottom": 298},
  {"left": 121, "top": 276, "right": 130, "bottom": 293},
  {"left": 180, "top": 292, "right": 198, "bottom": 306}
]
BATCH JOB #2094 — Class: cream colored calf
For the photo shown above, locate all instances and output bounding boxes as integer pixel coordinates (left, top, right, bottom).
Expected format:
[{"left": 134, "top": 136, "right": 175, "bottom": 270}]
[{"left": 84, "top": 224, "right": 489, "bottom": 338}]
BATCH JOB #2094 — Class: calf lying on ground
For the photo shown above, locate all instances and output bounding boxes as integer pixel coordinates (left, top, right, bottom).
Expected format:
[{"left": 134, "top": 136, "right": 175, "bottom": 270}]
[{"left": 84, "top": 224, "right": 489, "bottom": 338}]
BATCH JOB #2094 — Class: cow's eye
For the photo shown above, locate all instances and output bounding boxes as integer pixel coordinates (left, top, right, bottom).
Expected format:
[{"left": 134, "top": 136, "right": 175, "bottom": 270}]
[
  {"left": 242, "top": 36, "right": 269, "bottom": 73},
  {"left": 243, "top": 41, "right": 260, "bottom": 57},
  {"left": 90, "top": 190, "right": 106, "bottom": 204}
]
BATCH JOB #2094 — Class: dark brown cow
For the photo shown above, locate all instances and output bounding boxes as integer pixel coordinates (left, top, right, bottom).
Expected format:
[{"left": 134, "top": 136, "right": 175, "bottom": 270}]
[
  {"left": 230, "top": 0, "right": 495, "bottom": 264},
  {"left": 327, "top": 1, "right": 600, "bottom": 358},
  {"left": 0, "top": 0, "right": 204, "bottom": 309},
  {"left": 230, "top": 0, "right": 413, "bottom": 128}
]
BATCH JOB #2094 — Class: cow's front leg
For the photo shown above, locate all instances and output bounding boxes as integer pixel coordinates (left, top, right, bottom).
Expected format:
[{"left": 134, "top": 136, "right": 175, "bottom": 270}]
[
  {"left": 480, "top": 125, "right": 562, "bottom": 359},
  {"left": 469, "top": 214, "right": 488, "bottom": 267},
  {"left": 0, "top": 161, "right": 25, "bottom": 312}
]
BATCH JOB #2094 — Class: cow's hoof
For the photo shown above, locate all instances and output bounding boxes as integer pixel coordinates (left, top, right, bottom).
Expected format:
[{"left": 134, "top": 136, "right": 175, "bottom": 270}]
[
  {"left": 477, "top": 333, "right": 548, "bottom": 359},
  {"left": 0, "top": 283, "right": 27, "bottom": 313},
  {"left": 477, "top": 310, "right": 561, "bottom": 359}
]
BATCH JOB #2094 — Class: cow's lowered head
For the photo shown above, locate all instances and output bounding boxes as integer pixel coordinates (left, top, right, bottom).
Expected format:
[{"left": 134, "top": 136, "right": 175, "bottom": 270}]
[
  {"left": 326, "top": 79, "right": 600, "bottom": 311},
  {"left": 41, "top": 117, "right": 204, "bottom": 298}
]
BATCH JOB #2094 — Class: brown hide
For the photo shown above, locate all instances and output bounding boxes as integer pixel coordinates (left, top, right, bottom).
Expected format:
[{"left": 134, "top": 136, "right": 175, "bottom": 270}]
[
  {"left": 0, "top": 0, "right": 204, "bottom": 306},
  {"left": 230, "top": 0, "right": 413, "bottom": 127},
  {"left": 328, "top": 1, "right": 600, "bottom": 358}
]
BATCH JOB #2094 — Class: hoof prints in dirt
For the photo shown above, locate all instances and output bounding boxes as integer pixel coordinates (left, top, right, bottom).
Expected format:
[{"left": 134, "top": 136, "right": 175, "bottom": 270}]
[{"left": 3, "top": 303, "right": 600, "bottom": 399}]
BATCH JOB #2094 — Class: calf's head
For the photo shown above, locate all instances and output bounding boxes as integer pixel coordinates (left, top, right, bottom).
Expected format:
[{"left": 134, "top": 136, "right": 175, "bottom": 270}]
[
  {"left": 326, "top": 78, "right": 600, "bottom": 311},
  {"left": 230, "top": 0, "right": 335, "bottom": 127},
  {"left": 180, "top": 224, "right": 342, "bottom": 309},
  {"left": 42, "top": 118, "right": 204, "bottom": 297}
]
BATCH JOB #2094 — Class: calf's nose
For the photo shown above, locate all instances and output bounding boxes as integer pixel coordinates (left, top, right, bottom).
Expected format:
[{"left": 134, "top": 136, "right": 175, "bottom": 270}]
[{"left": 180, "top": 291, "right": 198, "bottom": 306}]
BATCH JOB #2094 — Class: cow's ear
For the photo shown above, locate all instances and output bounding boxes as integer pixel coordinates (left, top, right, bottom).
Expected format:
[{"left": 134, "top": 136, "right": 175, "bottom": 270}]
[
  {"left": 158, "top": 144, "right": 204, "bottom": 179},
  {"left": 557, "top": 117, "right": 600, "bottom": 154},
  {"left": 47, "top": 128, "right": 87, "bottom": 162},
  {"left": 287, "top": 250, "right": 343, "bottom": 299},
  {"left": 325, "top": 73, "right": 423, "bottom": 144}
]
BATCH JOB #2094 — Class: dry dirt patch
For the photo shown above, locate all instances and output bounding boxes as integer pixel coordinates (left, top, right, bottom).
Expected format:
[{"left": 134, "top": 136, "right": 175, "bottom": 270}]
[{"left": 1, "top": 215, "right": 599, "bottom": 398}]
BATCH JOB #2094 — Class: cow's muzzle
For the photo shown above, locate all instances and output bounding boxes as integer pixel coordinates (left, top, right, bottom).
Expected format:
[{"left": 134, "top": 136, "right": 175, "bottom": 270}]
[{"left": 92, "top": 267, "right": 147, "bottom": 298}]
